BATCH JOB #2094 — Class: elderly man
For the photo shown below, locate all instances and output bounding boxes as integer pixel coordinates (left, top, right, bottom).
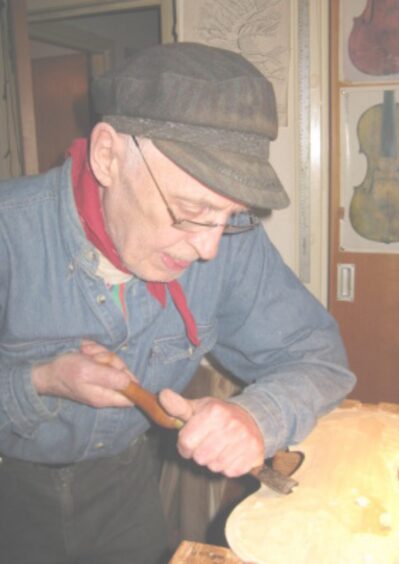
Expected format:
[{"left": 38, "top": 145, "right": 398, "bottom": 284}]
[{"left": 0, "top": 42, "right": 355, "bottom": 563}]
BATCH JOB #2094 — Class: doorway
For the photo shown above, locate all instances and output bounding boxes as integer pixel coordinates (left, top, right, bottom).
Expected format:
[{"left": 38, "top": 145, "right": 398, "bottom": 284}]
[
  {"left": 11, "top": 0, "right": 174, "bottom": 175},
  {"left": 28, "top": 6, "right": 167, "bottom": 172}
]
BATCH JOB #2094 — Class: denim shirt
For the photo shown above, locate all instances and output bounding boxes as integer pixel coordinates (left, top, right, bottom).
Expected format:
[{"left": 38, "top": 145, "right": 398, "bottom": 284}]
[{"left": 0, "top": 160, "right": 355, "bottom": 464}]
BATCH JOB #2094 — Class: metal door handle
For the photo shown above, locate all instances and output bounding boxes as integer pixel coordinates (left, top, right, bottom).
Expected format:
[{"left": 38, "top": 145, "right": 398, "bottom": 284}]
[{"left": 337, "top": 263, "right": 355, "bottom": 302}]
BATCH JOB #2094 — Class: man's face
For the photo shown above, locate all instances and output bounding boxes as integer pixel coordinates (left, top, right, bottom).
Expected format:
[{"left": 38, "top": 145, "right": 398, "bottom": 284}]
[{"left": 101, "top": 139, "right": 246, "bottom": 282}]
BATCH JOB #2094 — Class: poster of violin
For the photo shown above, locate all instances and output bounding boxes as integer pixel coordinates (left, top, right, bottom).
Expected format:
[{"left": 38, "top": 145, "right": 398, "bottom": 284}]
[
  {"left": 340, "top": 87, "right": 399, "bottom": 253},
  {"left": 340, "top": 0, "right": 399, "bottom": 82}
]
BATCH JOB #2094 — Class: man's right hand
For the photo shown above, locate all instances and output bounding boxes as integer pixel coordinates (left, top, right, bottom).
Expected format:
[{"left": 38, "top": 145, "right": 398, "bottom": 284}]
[{"left": 32, "top": 342, "right": 137, "bottom": 408}]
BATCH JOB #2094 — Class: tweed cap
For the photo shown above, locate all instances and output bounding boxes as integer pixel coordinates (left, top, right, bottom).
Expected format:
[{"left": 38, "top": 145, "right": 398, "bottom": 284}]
[{"left": 92, "top": 42, "right": 289, "bottom": 210}]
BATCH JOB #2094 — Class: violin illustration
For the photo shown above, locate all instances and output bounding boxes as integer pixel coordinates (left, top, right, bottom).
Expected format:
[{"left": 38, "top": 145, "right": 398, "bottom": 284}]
[
  {"left": 348, "top": 0, "right": 399, "bottom": 76},
  {"left": 349, "top": 90, "right": 399, "bottom": 243}
]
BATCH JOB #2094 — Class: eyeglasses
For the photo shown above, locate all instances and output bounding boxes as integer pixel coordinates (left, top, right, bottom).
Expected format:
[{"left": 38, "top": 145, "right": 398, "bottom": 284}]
[{"left": 132, "top": 137, "right": 260, "bottom": 234}]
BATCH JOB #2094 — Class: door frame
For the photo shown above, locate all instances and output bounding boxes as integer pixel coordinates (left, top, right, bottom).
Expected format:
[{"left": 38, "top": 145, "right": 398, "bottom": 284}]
[
  {"left": 29, "top": 21, "right": 114, "bottom": 80},
  {"left": 26, "top": 0, "right": 175, "bottom": 45}
]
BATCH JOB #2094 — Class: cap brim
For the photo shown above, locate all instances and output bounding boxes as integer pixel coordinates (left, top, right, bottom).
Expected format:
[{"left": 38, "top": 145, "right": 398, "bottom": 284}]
[{"left": 153, "top": 139, "right": 290, "bottom": 210}]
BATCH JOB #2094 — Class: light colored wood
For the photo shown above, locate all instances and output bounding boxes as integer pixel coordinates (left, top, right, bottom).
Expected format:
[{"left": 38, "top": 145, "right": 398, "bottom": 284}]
[
  {"left": 328, "top": 0, "right": 399, "bottom": 403},
  {"left": 9, "top": 0, "right": 39, "bottom": 175},
  {"left": 160, "top": 0, "right": 175, "bottom": 43},
  {"left": 170, "top": 541, "right": 243, "bottom": 563},
  {"left": 90, "top": 52, "right": 111, "bottom": 79},
  {"left": 226, "top": 402, "right": 399, "bottom": 563}
]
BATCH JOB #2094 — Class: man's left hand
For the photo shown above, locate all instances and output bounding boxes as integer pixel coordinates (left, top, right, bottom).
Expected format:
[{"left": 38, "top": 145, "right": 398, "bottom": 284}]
[{"left": 159, "top": 389, "right": 265, "bottom": 477}]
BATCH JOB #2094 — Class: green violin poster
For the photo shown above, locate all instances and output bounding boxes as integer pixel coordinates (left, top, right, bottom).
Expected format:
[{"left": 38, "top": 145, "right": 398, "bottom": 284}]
[{"left": 340, "top": 87, "right": 399, "bottom": 253}]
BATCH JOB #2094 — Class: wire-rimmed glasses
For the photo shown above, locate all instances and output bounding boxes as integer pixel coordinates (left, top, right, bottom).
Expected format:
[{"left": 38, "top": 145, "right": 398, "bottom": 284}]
[{"left": 132, "top": 136, "right": 260, "bottom": 234}]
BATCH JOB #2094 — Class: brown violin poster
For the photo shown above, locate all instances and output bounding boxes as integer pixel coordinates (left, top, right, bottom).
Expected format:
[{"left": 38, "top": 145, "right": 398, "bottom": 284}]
[
  {"left": 341, "top": 0, "right": 399, "bottom": 82},
  {"left": 340, "top": 87, "right": 399, "bottom": 253}
]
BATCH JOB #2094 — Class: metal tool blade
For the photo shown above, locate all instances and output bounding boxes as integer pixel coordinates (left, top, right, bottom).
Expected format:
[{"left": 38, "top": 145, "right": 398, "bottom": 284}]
[
  {"left": 250, "top": 449, "right": 304, "bottom": 494},
  {"left": 250, "top": 465, "right": 298, "bottom": 495}
]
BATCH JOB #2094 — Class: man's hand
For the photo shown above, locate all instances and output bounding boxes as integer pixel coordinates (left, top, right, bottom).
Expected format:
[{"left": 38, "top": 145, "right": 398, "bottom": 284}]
[
  {"left": 32, "top": 340, "right": 137, "bottom": 408},
  {"left": 159, "top": 388, "right": 265, "bottom": 477}
]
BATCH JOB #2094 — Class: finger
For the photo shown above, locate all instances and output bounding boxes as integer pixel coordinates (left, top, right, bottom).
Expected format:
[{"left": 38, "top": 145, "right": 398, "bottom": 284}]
[
  {"left": 158, "top": 388, "right": 194, "bottom": 422},
  {"left": 80, "top": 340, "right": 107, "bottom": 355},
  {"left": 80, "top": 338, "right": 98, "bottom": 347},
  {"left": 92, "top": 351, "right": 127, "bottom": 371},
  {"left": 82, "top": 349, "right": 137, "bottom": 383},
  {"left": 82, "top": 384, "right": 135, "bottom": 408},
  {"left": 187, "top": 433, "right": 255, "bottom": 476},
  {"left": 186, "top": 431, "right": 224, "bottom": 466},
  {"left": 211, "top": 446, "right": 255, "bottom": 477}
]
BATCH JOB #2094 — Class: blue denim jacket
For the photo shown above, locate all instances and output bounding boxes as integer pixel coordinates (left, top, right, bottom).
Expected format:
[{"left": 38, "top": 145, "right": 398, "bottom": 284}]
[{"left": 0, "top": 160, "right": 355, "bottom": 464}]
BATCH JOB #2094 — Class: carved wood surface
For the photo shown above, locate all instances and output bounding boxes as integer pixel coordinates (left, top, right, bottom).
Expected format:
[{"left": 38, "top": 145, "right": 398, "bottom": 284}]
[{"left": 226, "top": 402, "right": 399, "bottom": 563}]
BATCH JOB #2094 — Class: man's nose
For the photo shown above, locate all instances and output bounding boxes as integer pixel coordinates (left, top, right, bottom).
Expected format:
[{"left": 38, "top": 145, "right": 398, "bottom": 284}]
[{"left": 187, "top": 227, "right": 224, "bottom": 261}]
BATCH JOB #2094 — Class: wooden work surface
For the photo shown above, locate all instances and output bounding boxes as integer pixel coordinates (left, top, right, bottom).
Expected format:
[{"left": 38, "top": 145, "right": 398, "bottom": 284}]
[
  {"left": 169, "top": 541, "right": 243, "bottom": 563},
  {"left": 171, "top": 403, "right": 399, "bottom": 563}
]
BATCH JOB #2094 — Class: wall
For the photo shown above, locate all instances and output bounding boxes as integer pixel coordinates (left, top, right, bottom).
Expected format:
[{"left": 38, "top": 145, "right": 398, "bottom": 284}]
[{"left": 175, "top": 0, "right": 330, "bottom": 301}]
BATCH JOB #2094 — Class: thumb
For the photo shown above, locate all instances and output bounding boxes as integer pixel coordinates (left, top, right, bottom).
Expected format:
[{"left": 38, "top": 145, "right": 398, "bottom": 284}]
[{"left": 158, "top": 388, "right": 194, "bottom": 423}]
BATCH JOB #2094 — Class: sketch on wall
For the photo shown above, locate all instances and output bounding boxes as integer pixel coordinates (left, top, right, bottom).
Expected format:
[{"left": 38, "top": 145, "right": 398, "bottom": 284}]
[
  {"left": 340, "top": 87, "right": 399, "bottom": 253},
  {"left": 341, "top": 0, "right": 399, "bottom": 82},
  {"left": 176, "top": 0, "right": 290, "bottom": 125}
]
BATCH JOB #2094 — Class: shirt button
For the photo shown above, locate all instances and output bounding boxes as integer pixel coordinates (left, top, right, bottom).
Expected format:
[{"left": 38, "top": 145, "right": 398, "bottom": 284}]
[
  {"left": 68, "top": 263, "right": 74, "bottom": 273},
  {"left": 96, "top": 294, "right": 106, "bottom": 304},
  {"left": 121, "top": 344, "right": 128, "bottom": 351},
  {"left": 188, "top": 346, "right": 194, "bottom": 357},
  {"left": 85, "top": 250, "right": 96, "bottom": 261},
  {"left": 95, "top": 442, "right": 104, "bottom": 449}
]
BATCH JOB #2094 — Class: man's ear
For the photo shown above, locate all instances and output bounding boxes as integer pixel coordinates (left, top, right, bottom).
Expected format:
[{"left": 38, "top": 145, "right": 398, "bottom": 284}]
[{"left": 89, "top": 122, "right": 122, "bottom": 187}]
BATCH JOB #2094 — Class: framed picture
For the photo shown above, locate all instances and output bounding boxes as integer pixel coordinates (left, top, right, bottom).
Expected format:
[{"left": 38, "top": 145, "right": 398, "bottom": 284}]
[
  {"left": 339, "top": 86, "right": 399, "bottom": 252},
  {"left": 175, "top": 0, "right": 290, "bottom": 125},
  {"left": 340, "top": 0, "right": 399, "bottom": 83}
]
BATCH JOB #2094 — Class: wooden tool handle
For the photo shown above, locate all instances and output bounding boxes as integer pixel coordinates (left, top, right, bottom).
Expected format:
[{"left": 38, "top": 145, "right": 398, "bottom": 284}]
[
  {"left": 92, "top": 351, "right": 301, "bottom": 493},
  {"left": 93, "top": 351, "right": 183, "bottom": 430},
  {"left": 121, "top": 381, "right": 183, "bottom": 430}
]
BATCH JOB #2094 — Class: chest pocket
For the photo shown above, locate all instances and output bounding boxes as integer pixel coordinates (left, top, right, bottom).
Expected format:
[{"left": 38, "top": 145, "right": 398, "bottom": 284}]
[
  {"left": 150, "top": 323, "right": 217, "bottom": 366},
  {"left": 0, "top": 337, "right": 80, "bottom": 364},
  {"left": 145, "top": 324, "right": 218, "bottom": 394}
]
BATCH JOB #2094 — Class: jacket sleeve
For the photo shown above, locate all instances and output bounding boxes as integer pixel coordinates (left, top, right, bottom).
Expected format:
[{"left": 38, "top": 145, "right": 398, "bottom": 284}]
[
  {"left": 0, "top": 222, "right": 60, "bottom": 440},
  {"left": 211, "top": 227, "right": 356, "bottom": 458}
]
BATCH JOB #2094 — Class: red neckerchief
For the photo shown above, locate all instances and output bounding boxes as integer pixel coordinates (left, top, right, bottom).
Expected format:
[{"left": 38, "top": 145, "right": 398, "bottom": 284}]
[{"left": 68, "top": 138, "right": 200, "bottom": 347}]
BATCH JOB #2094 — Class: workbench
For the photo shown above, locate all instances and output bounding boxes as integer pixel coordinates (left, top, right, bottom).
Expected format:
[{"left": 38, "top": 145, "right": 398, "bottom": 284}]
[{"left": 170, "top": 540, "right": 243, "bottom": 563}]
